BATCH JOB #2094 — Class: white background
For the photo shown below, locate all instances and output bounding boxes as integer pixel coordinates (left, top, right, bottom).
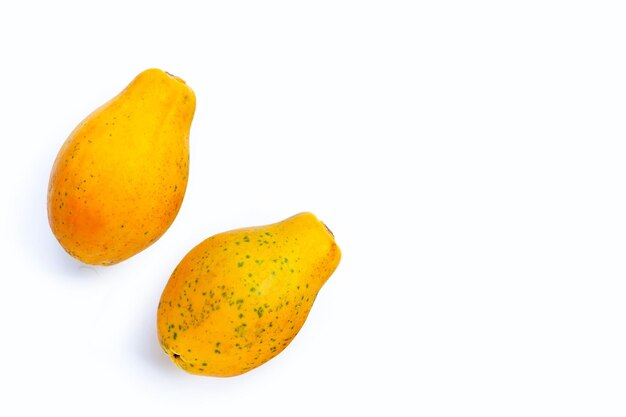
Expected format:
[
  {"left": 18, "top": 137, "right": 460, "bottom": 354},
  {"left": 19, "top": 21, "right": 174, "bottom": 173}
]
[{"left": 1, "top": 1, "right": 626, "bottom": 415}]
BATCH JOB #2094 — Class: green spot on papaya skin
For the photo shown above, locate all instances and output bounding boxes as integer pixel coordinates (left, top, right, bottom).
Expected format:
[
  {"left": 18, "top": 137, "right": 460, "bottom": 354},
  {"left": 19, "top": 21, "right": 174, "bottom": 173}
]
[
  {"left": 237, "top": 261, "right": 244, "bottom": 267},
  {"left": 256, "top": 306, "right": 264, "bottom": 318},
  {"left": 173, "top": 332, "right": 178, "bottom": 340},
  {"left": 234, "top": 323, "right": 247, "bottom": 336}
]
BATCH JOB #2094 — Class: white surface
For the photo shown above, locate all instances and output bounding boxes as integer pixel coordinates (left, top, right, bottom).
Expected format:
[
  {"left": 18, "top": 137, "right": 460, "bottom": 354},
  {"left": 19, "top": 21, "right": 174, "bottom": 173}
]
[{"left": 1, "top": 1, "right": 626, "bottom": 415}]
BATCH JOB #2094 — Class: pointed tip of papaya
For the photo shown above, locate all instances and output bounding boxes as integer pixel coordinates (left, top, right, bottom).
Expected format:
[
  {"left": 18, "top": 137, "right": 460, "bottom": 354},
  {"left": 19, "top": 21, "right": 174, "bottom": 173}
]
[
  {"left": 164, "top": 71, "right": 186, "bottom": 84},
  {"left": 321, "top": 221, "right": 334, "bottom": 238}
]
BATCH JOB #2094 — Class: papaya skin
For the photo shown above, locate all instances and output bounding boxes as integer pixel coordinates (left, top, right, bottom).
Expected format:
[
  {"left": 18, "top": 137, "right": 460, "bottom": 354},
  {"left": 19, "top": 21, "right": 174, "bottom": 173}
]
[
  {"left": 47, "top": 68, "right": 195, "bottom": 266},
  {"left": 157, "top": 212, "right": 341, "bottom": 377}
]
